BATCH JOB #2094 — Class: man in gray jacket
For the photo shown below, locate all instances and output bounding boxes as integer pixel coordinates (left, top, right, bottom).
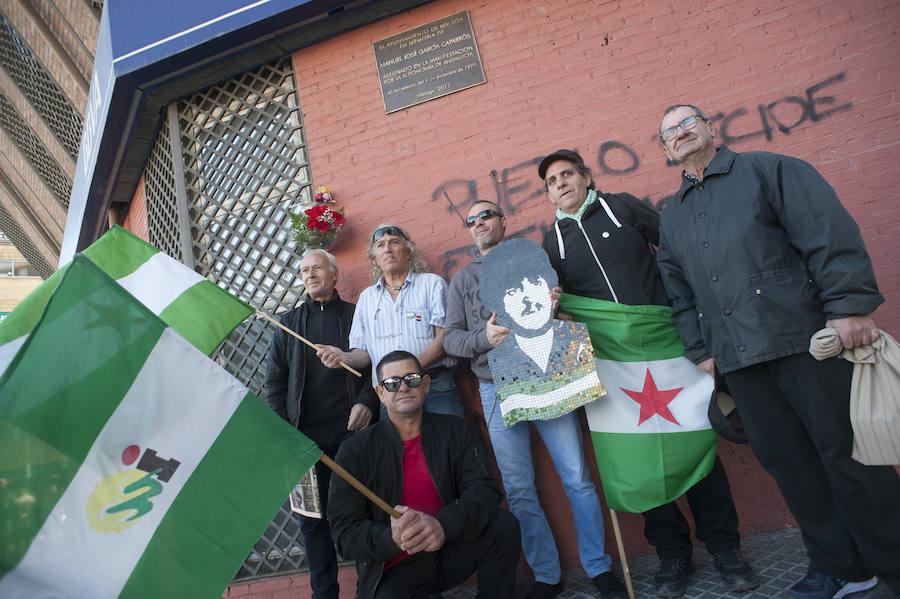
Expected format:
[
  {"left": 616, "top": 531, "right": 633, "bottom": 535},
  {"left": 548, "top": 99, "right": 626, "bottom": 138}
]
[
  {"left": 443, "top": 201, "right": 626, "bottom": 599},
  {"left": 656, "top": 104, "right": 900, "bottom": 599}
]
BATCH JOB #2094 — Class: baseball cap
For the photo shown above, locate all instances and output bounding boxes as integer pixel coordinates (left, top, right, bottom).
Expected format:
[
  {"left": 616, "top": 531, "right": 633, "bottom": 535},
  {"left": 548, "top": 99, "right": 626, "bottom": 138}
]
[{"left": 538, "top": 149, "right": 586, "bottom": 179}]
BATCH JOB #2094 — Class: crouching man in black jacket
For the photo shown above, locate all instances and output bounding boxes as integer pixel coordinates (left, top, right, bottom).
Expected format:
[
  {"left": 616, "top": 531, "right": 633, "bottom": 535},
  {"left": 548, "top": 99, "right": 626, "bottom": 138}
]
[{"left": 328, "top": 350, "right": 520, "bottom": 599}]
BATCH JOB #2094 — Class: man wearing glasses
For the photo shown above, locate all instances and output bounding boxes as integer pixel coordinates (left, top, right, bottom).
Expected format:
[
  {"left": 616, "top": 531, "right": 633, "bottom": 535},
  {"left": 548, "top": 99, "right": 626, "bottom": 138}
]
[
  {"left": 327, "top": 350, "right": 520, "bottom": 599},
  {"left": 317, "top": 224, "right": 463, "bottom": 417},
  {"left": 443, "top": 200, "right": 627, "bottom": 599},
  {"left": 538, "top": 149, "right": 754, "bottom": 598},
  {"left": 656, "top": 104, "right": 900, "bottom": 599}
]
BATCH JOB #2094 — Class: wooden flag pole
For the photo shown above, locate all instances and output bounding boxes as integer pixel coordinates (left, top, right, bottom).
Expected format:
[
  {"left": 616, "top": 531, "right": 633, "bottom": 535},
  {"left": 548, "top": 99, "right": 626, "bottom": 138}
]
[
  {"left": 320, "top": 454, "right": 401, "bottom": 519},
  {"left": 255, "top": 310, "right": 362, "bottom": 378},
  {"left": 609, "top": 508, "right": 635, "bottom": 599}
]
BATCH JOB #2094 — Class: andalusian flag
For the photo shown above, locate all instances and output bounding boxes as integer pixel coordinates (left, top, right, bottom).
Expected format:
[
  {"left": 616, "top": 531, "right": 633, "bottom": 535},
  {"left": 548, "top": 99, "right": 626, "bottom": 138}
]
[
  {"left": 0, "top": 256, "right": 320, "bottom": 598},
  {"left": 561, "top": 294, "right": 717, "bottom": 513},
  {"left": 0, "top": 225, "right": 252, "bottom": 375}
]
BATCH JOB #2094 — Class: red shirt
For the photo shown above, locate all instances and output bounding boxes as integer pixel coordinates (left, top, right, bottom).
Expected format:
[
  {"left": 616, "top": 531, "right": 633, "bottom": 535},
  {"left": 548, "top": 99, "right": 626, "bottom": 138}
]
[{"left": 384, "top": 434, "right": 443, "bottom": 569}]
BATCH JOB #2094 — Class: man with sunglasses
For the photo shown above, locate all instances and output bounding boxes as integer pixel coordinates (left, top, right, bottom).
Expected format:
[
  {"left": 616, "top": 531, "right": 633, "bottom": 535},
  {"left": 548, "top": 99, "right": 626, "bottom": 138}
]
[
  {"left": 263, "top": 248, "right": 379, "bottom": 599},
  {"left": 328, "top": 350, "right": 520, "bottom": 599},
  {"left": 317, "top": 224, "right": 463, "bottom": 417},
  {"left": 443, "top": 200, "right": 626, "bottom": 599},
  {"left": 656, "top": 104, "right": 900, "bottom": 599},
  {"left": 538, "top": 149, "right": 754, "bottom": 597}
]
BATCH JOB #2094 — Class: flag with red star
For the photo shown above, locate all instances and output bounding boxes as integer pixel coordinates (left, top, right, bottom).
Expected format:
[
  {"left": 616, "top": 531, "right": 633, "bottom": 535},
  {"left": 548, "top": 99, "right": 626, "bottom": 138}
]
[{"left": 560, "top": 294, "right": 717, "bottom": 513}]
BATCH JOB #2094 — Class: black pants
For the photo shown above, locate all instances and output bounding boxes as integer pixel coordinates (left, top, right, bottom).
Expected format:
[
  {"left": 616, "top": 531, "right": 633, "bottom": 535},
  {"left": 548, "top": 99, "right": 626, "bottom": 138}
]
[
  {"left": 374, "top": 509, "right": 521, "bottom": 599},
  {"left": 299, "top": 444, "right": 341, "bottom": 599},
  {"left": 724, "top": 352, "right": 900, "bottom": 581},
  {"left": 642, "top": 455, "right": 741, "bottom": 560}
]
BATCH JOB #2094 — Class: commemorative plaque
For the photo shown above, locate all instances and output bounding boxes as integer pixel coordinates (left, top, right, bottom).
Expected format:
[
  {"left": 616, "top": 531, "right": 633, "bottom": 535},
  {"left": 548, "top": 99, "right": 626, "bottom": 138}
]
[{"left": 374, "top": 11, "right": 486, "bottom": 113}]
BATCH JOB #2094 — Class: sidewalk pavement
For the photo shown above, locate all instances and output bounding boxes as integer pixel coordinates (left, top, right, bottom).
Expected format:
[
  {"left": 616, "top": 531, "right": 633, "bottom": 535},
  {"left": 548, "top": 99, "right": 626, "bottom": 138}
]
[{"left": 441, "top": 527, "right": 897, "bottom": 598}]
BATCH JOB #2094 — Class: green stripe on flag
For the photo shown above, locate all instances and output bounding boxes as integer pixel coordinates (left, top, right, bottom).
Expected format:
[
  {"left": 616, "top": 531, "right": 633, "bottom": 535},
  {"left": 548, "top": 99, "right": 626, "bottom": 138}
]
[
  {"left": 0, "top": 225, "right": 251, "bottom": 368},
  {"left": 158, "top": 280, "right": 252, "bottom": 356},
  {"left": 590, "top": 429, "right": 718, "bottom": 512},
  {"left": 560, "top": 293, "right": 685, "bottom": 362},
  {"left": 1, "top": 255, "right": 320, "bottom": 598},
  {"left": 82, "top": 225, "right": 158, "bottom": 279},
  {"left": 0, "top": 265, "right": 68, "bottom": 345},
  {"left": 0, "top": 257, "right": 165, "bottom": 575},
  {"left": 122, "top": 394, "right": 320, "bottom": 598}
]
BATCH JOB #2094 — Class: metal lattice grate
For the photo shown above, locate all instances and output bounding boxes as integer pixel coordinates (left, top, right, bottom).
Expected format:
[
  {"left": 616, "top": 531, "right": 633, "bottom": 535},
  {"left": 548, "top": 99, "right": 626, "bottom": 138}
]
[
  {"left": 0, "top": 89, "right": 71, "bottom": 210},
  {"left": 235, "top": 499, "right": 307, "bottom": 579},
  {"left": 144, "top": 115, "right": 183, "bottom": 261},
  {"left": 178, "top": 56, "right": 311, "bottom": 394},
  {"left": 144, "top": 56, "right": 321, "bottom": 581},
  {"left": 0, "top": 13, "right": 83, "bottom": 161},
  {"left": 0, "top": 202, "right": 53, "bottom": 278}
]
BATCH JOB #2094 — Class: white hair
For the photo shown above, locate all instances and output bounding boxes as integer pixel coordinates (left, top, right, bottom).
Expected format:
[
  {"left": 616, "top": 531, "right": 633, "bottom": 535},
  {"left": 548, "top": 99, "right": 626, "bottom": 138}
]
[{"left": 301, "top": 248, "right": 338, "bottom": 272}]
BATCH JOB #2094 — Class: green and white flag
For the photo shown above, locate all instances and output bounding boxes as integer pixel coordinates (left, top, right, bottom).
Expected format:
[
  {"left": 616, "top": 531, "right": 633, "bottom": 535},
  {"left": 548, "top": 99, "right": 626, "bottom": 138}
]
[
  {"left": 0, "top": 256, "right": 320, "bottom": 598},
  {"left": 0, "top": 225, "right": 252, "bottom": 375},
  {"left": 561, "top": 294, "right": 717, "bottom": 513}
]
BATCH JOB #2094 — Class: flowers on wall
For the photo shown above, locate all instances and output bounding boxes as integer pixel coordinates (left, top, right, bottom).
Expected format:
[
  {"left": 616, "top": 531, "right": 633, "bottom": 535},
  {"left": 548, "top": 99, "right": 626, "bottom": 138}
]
[{"left": 291, "top": 186, "right": 345, "bottom": 251}]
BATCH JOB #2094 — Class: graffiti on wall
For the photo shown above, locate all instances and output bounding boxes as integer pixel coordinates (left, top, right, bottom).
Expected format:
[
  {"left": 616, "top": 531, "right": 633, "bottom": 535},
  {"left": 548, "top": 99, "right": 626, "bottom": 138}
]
[{"left": 435, "top": 73, "right": 852, "bottom": 279}]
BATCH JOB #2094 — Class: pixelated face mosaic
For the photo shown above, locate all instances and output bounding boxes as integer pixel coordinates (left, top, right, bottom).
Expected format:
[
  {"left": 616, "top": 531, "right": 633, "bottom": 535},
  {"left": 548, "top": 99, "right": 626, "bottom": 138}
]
[{"left": 481, "top": 239, "right": 607, "bottom": 425}]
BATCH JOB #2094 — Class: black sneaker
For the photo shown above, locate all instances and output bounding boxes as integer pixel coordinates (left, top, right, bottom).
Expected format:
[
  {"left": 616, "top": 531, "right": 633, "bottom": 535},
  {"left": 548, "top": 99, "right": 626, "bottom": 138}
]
[
  {"left": 592, "top": 571, "right": 628, "bottom": 599},
  {"left": 525, "top": 580, "right": 564, "bottom": 599},
  {"left": 712, "top": 549, "right": 759, "bottom": 592},
  {"left": 654, "top": 558, "right": 695, "bottom": 597},
  {"left": 788, "top": 571, "right": 879, "bottom": 599}
]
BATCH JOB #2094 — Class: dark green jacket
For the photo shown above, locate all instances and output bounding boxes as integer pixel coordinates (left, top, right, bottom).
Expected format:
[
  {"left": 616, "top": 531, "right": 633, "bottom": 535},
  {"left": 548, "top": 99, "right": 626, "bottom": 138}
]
[{"left": 658, "top": 146, "right": 883, "bottom": 373}]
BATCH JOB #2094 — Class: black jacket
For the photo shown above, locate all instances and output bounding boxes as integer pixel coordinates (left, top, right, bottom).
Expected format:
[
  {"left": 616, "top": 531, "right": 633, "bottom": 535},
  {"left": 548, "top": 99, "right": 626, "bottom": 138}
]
[
  {"left": 262, "top": 292, "right": 378, "bottom": 444},
  {"left": 327, "top": 412, "right": 502, "bottom": 599},
  {"left": 542, "top": 191, "right": 669, "bottom": 306},
  {"left": 657, "top": 146, "right": 883, "bottom": 373}
]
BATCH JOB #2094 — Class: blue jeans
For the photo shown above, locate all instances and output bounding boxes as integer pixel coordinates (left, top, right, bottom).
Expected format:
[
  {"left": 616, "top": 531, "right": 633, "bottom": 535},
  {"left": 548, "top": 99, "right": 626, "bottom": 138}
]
[
  {"left": 424, "top": 369, "right": 464, "bottom": 417},
  {"left": 479, "top": 381, "right": 612, "bottom": 583},
  {"left": 380, "top": 370, "right": 464, "bottom": 420}
]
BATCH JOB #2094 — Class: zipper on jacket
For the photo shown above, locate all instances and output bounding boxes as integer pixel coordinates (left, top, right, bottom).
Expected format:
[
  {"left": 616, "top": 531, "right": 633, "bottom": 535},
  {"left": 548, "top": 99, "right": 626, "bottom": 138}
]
[{"left": 575, "top": 219, "right": 620, "bottom": 303}]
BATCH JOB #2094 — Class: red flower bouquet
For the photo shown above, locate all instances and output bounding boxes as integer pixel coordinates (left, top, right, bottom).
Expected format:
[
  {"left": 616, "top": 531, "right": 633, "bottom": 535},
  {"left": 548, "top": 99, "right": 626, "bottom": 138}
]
[{"left": 291, "top": 188, "right": 344, "bottom": 250}]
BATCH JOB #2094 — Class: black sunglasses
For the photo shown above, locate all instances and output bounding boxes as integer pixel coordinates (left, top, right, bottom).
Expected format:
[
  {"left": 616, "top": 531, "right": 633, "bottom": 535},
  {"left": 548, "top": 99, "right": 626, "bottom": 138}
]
[
  {"left": 372, "top": 226, "right": 409, "bottom": 242},
  {"left": 380, "top": 372, "right": 424, "bottom": 392},
  {"left": 465, "top": 209, "right": 502, "bottom": 228}
]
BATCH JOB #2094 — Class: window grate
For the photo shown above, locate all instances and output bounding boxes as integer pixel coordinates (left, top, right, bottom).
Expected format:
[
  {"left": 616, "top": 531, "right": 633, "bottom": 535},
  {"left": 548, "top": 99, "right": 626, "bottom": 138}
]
[
  {"left": 0, "top": 203, "right": 53, "bottom": 278},
  {"left": 0, "top": 13, "right": 83, "bottom": 161},
  {"left": 143, "top": 115, "right": 183, "bottom": 261},
  {"left": 0, "top": 88, "right": 72, "bottom": 210}
]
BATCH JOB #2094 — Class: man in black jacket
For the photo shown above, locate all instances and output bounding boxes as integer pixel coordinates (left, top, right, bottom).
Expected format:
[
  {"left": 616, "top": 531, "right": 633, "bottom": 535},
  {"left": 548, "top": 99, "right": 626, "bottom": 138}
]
[
  {"left": 328, "top": 350, "right": 520, "bottom": 599},
  {"left": 656, "top": 104, "right": 900, "bottom": 599},
  {"left": 539, "top": 149, "right": 755, "bottom": 598},
  {"left": 263, "top": 248, "right": 378, "bottom": 599}
]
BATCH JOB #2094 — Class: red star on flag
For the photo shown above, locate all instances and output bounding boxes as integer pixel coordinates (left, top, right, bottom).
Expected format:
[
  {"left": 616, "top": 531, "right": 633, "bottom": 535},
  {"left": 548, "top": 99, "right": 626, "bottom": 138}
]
[{"left": 621, "top": 369, "right": 684, "bottom": 426}]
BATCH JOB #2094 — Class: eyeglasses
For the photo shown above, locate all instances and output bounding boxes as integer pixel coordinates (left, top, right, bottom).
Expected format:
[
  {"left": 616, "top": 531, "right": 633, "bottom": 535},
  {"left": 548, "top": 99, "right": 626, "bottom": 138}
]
[
  {"left": 380, "top": 372, "right": 424, "bottom": 392},
  {"left": 659, "top": 114, "right": 702, "bottom": 142},
  {"left": 465, "top": 209, "right": 503, "bottom": 228},
  {"left": 372, "top": 226, "right": 409, "bottom": 242}
]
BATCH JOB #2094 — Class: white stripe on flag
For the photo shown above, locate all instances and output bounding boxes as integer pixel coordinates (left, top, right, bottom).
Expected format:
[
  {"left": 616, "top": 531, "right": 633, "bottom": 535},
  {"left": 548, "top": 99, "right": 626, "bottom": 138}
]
[
  {"left": 115, "top": 252, "right": 205, "bottom": 315},
  {"left": 586, "top": 357, "right": 713, "bottom": 434},
  {"left": 0, "top": 328, "right": 246, "bottom": 598},
  {"left": 501, "top": 370, "right": 602, "bottom": 415},
  {"left": 0, "top": 334, "right": 25, "bottom": 376}
]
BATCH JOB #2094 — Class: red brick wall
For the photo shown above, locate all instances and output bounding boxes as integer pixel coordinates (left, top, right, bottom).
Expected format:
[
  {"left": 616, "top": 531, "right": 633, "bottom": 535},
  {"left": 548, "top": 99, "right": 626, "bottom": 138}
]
[
  {"left": 277, "top": 0, "right": 899, "bottom": 585},
  {"left": 122, "top": 174, "right": 149, "bottom": 242}
]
